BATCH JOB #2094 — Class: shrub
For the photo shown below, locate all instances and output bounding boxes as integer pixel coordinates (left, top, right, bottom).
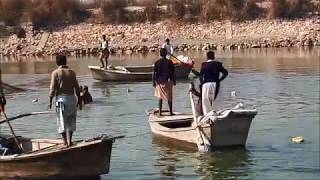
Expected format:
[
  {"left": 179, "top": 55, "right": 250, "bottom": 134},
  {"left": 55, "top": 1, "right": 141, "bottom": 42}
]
[
  {"left": 144, "top": 0, "right": 163, "bottom": 22},
  {"left": 0, "top": 0, "right": 28, "bottom": 26},
  {"left": 269, "top": 0, "right": 314, "bottom": 19},
  {"left": 269, "top": 0, "right": 288, "bottom": 18},
  {"left": 28, "top": 0, "right": 88, "bottom": 29},
  {"left": 241, "top": 0, "right": 264, "bottom": 19},
  {"left": 102, "top": 0, "right": 128, "bottom": 23},
  {"left": 287, "top": 0, "right": 314, "bottom": 18},
  {"left": 167, "top": 0, "right": 186, "bottom": 20}
]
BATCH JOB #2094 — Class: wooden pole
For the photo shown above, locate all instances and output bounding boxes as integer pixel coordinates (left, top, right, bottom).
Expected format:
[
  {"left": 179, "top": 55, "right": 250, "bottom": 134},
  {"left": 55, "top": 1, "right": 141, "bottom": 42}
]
[
  {"left": 0, "top": 111, "right": 55, "bottom": 125},
  {"left": 1, "top": 107, "right": 24, "bottom": 152},
  {"left": 189, "top": 84, "right": 210, "bottom": 152}
]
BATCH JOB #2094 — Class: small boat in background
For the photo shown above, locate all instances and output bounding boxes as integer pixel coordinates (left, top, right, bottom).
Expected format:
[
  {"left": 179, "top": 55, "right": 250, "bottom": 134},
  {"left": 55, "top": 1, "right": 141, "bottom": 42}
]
[
  {"left": 89, "top": 64, "right": 193, "bottom": 82},
  {"left": 0, "top": 135, "right": 119, "bottom": 178},
  {"left": 89, "top": 55, "right": 195, "bottom": 82},
  {"left": 147, "top": 105, "right": 257, "bottom": 150}
]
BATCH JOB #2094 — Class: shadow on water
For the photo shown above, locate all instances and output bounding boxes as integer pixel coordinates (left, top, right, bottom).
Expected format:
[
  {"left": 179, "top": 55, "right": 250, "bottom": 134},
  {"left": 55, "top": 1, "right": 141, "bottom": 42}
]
[{"left": 152, "top": 137, "right": 252, "bottom": 179}]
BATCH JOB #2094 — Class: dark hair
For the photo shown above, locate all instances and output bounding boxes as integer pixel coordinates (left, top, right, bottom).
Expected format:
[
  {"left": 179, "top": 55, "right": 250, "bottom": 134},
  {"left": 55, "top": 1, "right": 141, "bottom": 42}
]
[
  {"left": 56, "top": 55, "right": 67, "bottom": 66},
  {"left": 102, "top": 35, "right": 106, "bottom": 39},
  {"left": 165, "top": 38, "right": 170, "bottom": 42},
  {"left": 207, "top": 51, "right": 215, "bottom": 60},
  {"left": 84, "top": 86, "right": 88, "bottom": 91},
  {"left": 160, "top": 48, "right": 167, "bottom": 57}
]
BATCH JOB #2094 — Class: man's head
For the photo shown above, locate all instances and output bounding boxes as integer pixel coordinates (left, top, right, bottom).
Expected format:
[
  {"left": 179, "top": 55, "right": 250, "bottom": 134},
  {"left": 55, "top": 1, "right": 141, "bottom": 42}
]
[
  {"left": 160, "top": 48, "right": 167, "bottom": 58},
  {"left": 102, "top": 35, "right": 106, "bottom": 40},
  {"left": 84, "top": 86, "right": 89, "bottom": 92},
  {"left": 56, "top": 55, "right": 67, "bottom": 66},
  {"left": 165, "top": 38, "right": 170, "bottom": 44},
  {"left": 207, "top": 51, "right": 215, "bottom": 60}
]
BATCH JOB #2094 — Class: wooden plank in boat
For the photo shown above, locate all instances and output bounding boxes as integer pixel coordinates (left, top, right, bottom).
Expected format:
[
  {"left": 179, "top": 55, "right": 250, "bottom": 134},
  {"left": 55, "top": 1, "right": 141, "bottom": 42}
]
[{"left": 150, "top": 113, "right": 193, "bottom": 122}]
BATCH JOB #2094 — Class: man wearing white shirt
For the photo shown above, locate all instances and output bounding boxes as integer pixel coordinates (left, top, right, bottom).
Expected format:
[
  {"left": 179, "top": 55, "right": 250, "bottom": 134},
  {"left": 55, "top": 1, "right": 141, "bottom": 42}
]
[
  {"left": 161, "top": 38, "right": 174, "bottom": 57},
  {"left": 100, "top": 35, "right": 110, "bottom": 68}
]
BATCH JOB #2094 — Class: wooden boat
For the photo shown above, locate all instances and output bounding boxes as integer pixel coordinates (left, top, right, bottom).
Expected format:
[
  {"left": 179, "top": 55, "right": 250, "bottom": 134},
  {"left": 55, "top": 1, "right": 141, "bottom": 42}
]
[
  {"left": 0, "top": 135, "right": 115, "bottom": 178},
  {"left": 148, "top": 108, "right": 257, "bottom": 149},
  {"left": 88, "top": 64, "right": 193, "bottom": 81}
]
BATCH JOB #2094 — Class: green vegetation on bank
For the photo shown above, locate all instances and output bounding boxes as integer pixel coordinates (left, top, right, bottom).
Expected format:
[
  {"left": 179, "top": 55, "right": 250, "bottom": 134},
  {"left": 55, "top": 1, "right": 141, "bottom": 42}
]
[{"left": 0, "top": 0, "right": 318, "bottom": 28}]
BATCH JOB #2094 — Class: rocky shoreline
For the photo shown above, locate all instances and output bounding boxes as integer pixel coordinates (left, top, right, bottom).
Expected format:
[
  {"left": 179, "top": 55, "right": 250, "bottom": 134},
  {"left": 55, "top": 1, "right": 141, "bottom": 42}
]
[{"left": 1, "top": 18, "right": 319, "bottom": 58}]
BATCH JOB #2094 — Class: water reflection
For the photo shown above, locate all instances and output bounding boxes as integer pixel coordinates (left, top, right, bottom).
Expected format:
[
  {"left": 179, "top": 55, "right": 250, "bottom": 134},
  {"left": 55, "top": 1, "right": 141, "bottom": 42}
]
[
  {"left": 152, "top": 137, "right": 252, "bottom": 179},
  {"left": 1, "top": 48, "right": 319, "bottom": 75},
  {"left": 92, "top": 81, "right": 114, "bottom": 97}
]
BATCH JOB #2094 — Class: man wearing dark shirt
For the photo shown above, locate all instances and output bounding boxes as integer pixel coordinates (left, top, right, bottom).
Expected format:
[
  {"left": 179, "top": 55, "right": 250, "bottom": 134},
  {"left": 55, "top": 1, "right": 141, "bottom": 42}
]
[
  {"left": 153, "top": 48, "right": 176, "bottom": 116},
  {"left": 200, "top": 51, "right": 228, "bottom": 114}
]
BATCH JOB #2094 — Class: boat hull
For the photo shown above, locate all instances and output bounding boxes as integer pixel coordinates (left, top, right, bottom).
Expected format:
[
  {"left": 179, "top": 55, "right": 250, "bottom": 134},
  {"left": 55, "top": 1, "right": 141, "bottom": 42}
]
[
  {"left": 0, "top": 137, "right": 113, "bottom": 178},
  {"left": 148, "top": 110, "right": 257, "bottom": 149},
  {"left": 89, "top": 65, "right": 192, "bottom": 81}
]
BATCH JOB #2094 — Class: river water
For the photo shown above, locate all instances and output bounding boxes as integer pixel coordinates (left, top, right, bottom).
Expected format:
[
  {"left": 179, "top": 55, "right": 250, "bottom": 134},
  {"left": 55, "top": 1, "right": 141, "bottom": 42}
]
[{"left": 0, "top": 48, "right": 319, "bottom": 179}]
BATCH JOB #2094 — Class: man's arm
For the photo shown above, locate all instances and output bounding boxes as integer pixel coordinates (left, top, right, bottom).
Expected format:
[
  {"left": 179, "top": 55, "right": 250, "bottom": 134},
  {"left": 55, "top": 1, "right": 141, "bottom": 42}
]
[
  {"left": 170, "top": 61, "right": 176, "bottom": 85},
  {"left": 199, "top": 64, "right": 204, "bottom": 85},
  {"left": 48, "top": 72, "right": 57, "bottom": 109},
  {"left": 219, "top": 65, "right": 228, "bottom": 82},
  {"left": 170, "top": 45, "right": 174, "bottom": 55},
  {"left": 74, "top": 77, "right": 82, "bottom": 110},
  {"left": 152, "top": 62, "right": 158, "bottom": 87}
]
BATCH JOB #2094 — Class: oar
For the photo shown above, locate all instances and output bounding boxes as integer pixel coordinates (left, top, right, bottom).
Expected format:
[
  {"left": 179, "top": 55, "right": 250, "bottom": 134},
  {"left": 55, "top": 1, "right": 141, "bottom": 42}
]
[
  {"left": 0, "top": 111, "right": 55, "bottom": 125},
  {"left": 0, "top": 107, "right": 24, "bottom": 152},
  {"left": 171, "top": 55, "right": 200, "bottom": 76},
  {"left": 189, "top": 84, "right": 210, "bottom": 152}
]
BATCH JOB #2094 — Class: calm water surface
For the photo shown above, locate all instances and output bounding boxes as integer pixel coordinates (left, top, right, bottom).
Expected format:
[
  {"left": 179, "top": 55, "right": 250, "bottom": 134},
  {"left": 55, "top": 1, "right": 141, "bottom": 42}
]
[{"left": 0, "top": 48, "right": 319, "bottom": 179}]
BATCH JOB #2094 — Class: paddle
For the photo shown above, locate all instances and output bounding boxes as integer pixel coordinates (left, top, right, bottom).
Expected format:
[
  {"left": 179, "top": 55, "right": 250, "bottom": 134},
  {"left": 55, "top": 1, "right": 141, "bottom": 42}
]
[
  {"left": 189, "top": 84, "right": 211, "bottom": 152},
  {"left": 0, "top": 111, "right": 55, "bottom": 125},
  {"left": 0, "top": 107, "right": 24, "bottom": 152},
  {"left": 170, "top": 55, "right": 200, "bottom": 76}
]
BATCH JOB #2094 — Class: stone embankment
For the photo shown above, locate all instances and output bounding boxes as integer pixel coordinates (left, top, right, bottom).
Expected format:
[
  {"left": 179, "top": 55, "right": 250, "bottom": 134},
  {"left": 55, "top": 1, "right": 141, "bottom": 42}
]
[{"left": 0, "top": 18, "right": 319, "bottom": 57}]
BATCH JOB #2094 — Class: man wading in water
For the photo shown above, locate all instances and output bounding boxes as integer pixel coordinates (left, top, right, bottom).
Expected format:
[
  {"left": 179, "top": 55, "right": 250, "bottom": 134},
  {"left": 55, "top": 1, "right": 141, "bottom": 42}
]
[
  {"left": 100, "top": 35, "right": 110, "bottom": 69},
  {"left": 49, "top": 55, "right": 82, "bottom": 146},
  {"left": 153, "top": 48, "right": 176, "bottom": 116},
  {"left": 200, "top": 51, "right": 228, "bottom": 114}
]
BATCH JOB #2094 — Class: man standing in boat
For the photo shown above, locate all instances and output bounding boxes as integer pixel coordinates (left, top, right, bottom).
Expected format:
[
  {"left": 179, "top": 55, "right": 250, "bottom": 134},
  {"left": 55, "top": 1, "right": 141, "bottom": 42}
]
[
  {"left": 100, "top": 35, "right": 110, "bottom": 69},
  {"left": 49, "top": 55, "right": 82, "bottom": 146},
  {"left": 161, "top": 38, "right": 174, "bottom": 58},
  {"left": 153, "top": 48, "right": 176, "bottom": 116},
  {"left": 200, "top": 51, "right": 228, "bottom": 114}
]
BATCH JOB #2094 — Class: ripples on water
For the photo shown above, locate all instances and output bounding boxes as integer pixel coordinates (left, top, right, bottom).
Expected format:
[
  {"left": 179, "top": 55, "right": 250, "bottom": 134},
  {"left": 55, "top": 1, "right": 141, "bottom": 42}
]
[{"left": 0, "top": 48, "right": 319, "bottom": 179}]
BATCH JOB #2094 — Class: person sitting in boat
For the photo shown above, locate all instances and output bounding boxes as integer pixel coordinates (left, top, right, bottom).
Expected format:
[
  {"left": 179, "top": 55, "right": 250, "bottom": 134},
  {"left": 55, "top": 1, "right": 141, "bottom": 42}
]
[
  {"left": 161, "top": 38, "right": 174, "bottom": 59},
  {"left": 153, "top": 48, "right": 176, "bottom": 116},
  {"left": 100, "top": 35, "right": 110, "bottom": 69},
  {"left": 200, "top": 51, "right": 228, "bottom": 115},
  {"left": 82, "top": 86, "right": 93, "bottom": 104},
  {"left": 49, "top": 55, "right": 82, "bottom": 147},
  {"left": 189, "top": 82, "right": 203, "bottom": 116}
]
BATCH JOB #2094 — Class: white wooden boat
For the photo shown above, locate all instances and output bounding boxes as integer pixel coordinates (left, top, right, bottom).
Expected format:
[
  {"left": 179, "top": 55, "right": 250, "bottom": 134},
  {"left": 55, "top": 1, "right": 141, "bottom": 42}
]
[
  {"left": 0, "top": 135, "right": 117, "bottom": 178},
  {"left": 88, "top": 64, "right": 193, "bottom": 81},
  {"left": 148, "top": 108, "right": 257, "bottom": 149}
]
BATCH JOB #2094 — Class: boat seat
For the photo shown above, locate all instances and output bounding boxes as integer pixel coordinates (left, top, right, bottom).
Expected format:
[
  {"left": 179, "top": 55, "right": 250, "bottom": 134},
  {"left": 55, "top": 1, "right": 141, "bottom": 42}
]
[{"left": 159, "top": 119, "right": 192, "bottom": 129}]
